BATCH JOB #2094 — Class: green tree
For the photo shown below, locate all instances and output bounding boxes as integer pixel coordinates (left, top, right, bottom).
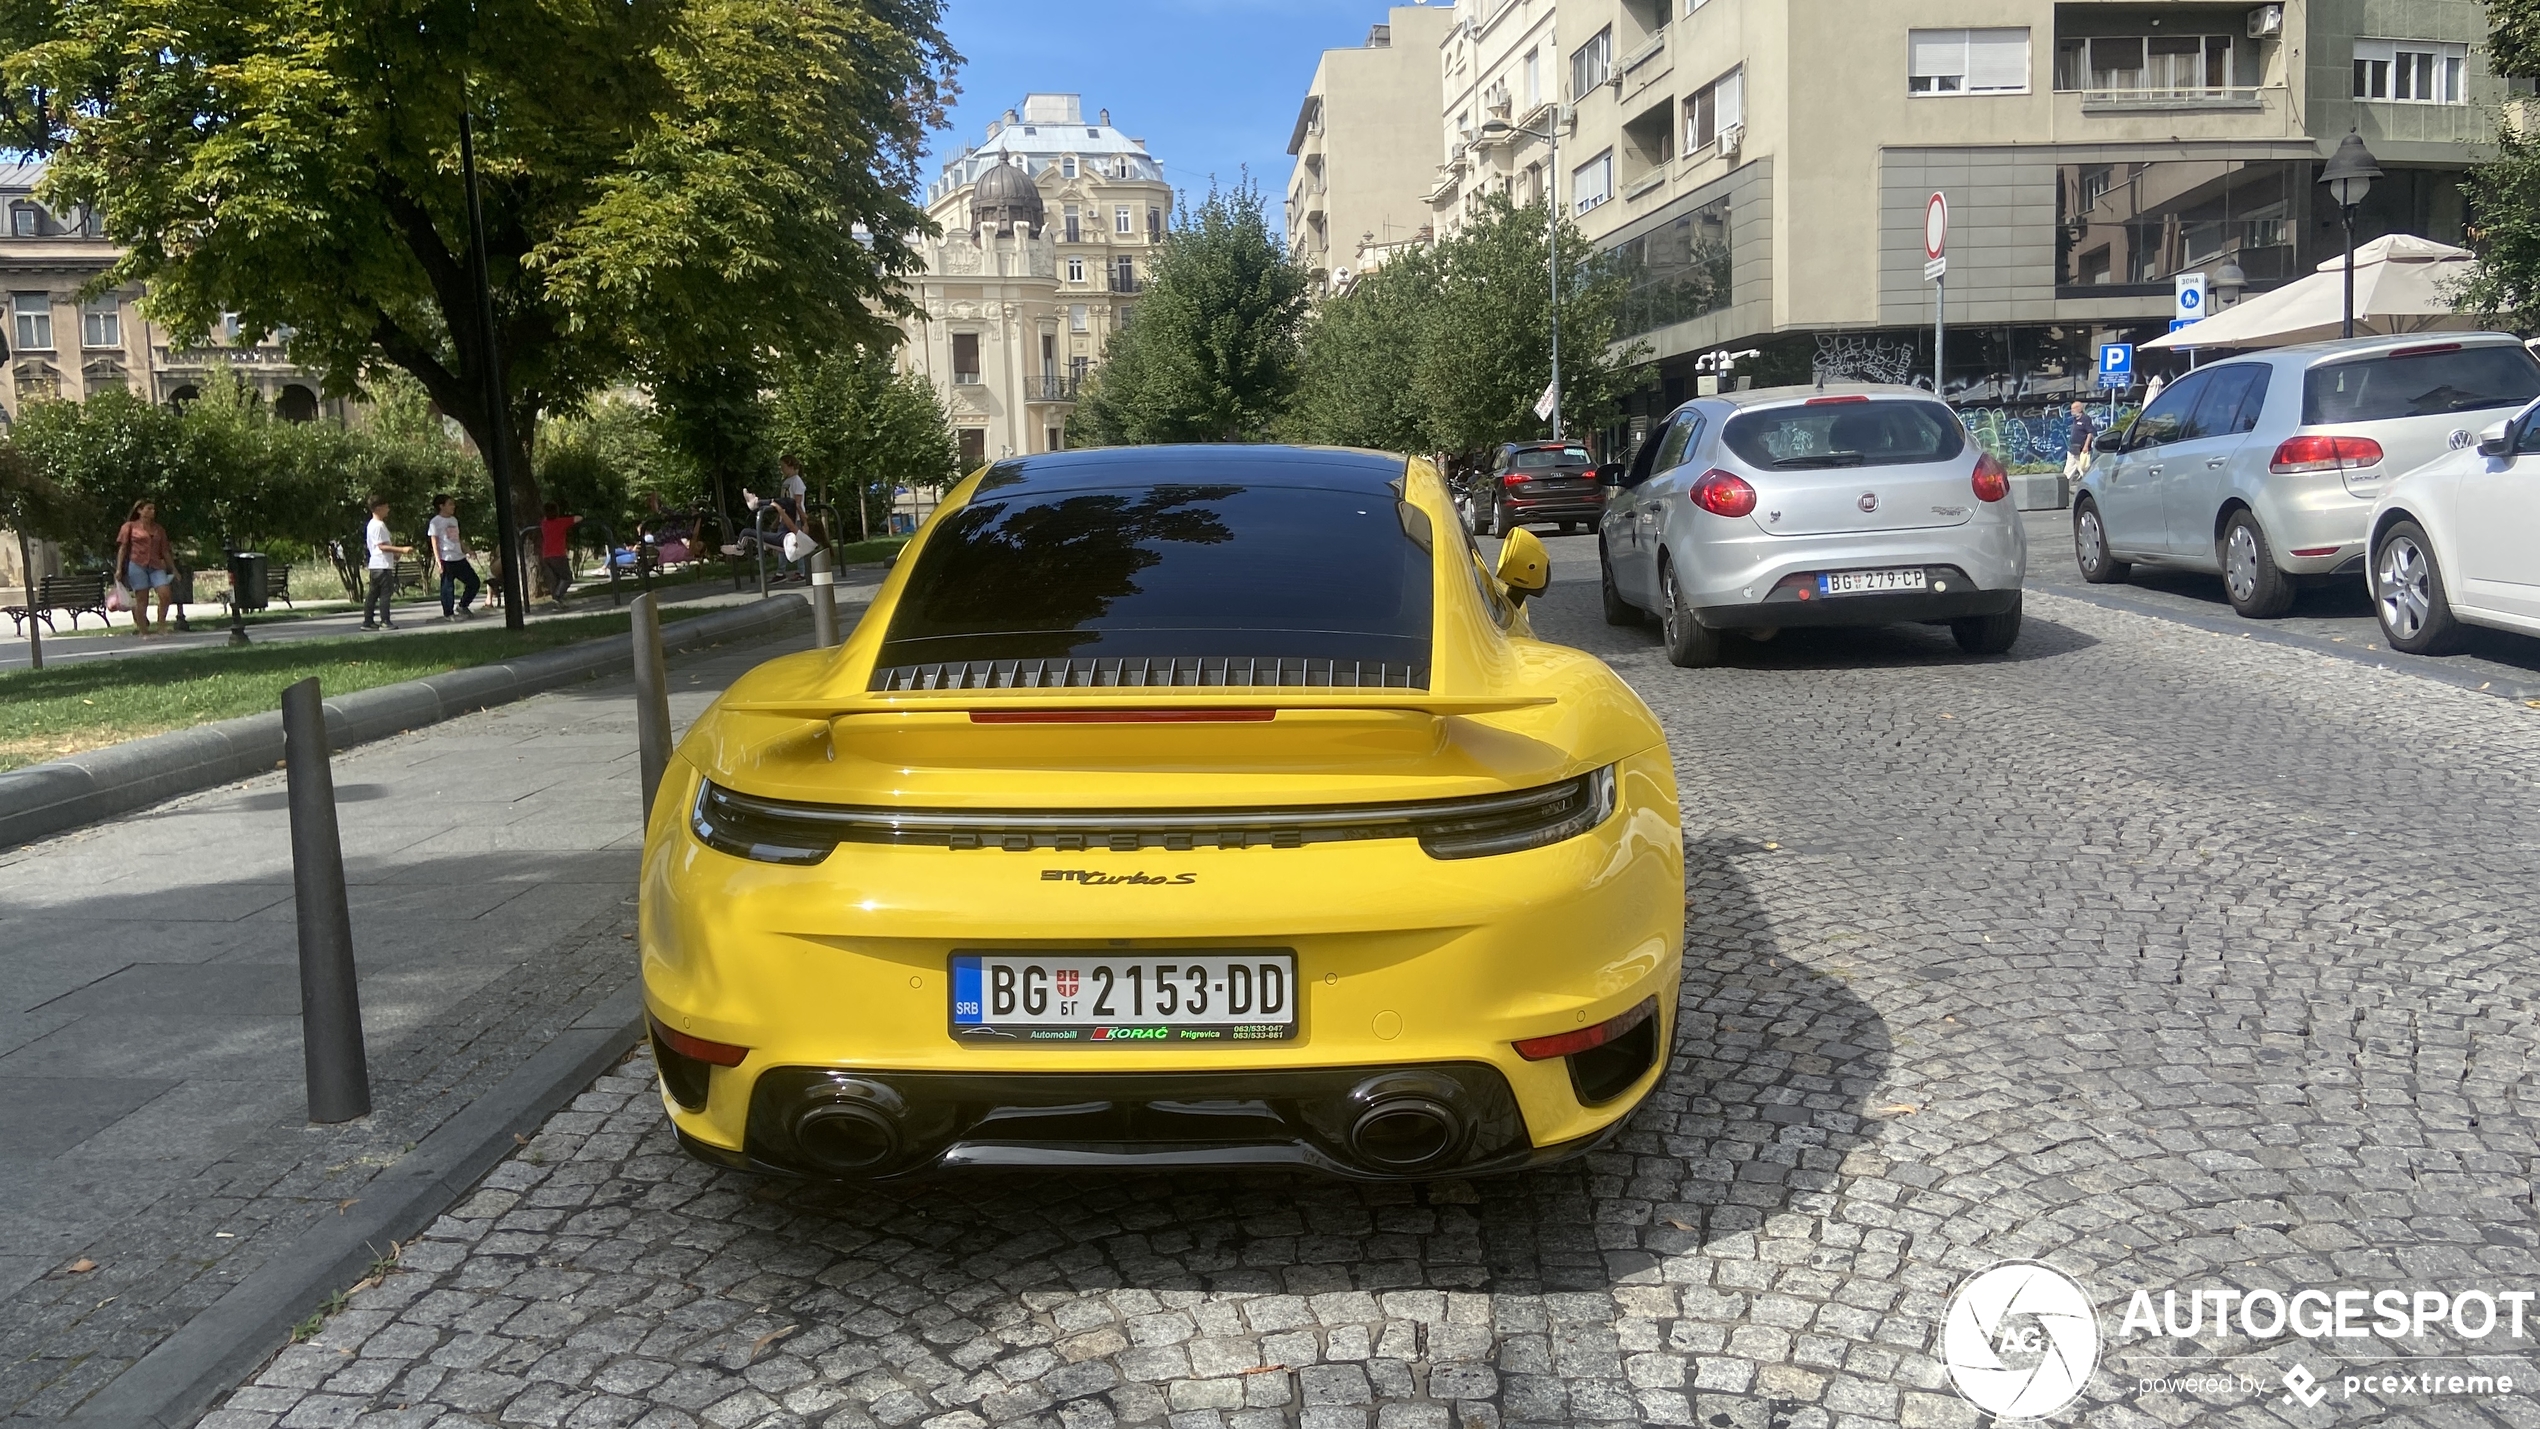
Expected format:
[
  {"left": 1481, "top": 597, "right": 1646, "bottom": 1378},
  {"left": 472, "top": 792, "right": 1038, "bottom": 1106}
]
[
  {"left": 651, "top": 363, "right": 773, "bottom": 535},
  {"left": 2456, "top": 1, "right": 2540, "bottom": 326},
  {"left": 1288, "top": 194, "right": 1642, "bottom": 465},
  {"left": 769, "top": 347, "right": 959, "bottom": 539},
  {"left": 537, "top": 397, "right": 697, "bottom": 544},
  {"left": 1073, "top": 177, "right": 1308, "bottom": 444},
  {"left": 1283, "top": 247, "right": 1443, "bottom": 453},
  {"left": 8, "top": 0, "right": 957, "bottom": 541}
]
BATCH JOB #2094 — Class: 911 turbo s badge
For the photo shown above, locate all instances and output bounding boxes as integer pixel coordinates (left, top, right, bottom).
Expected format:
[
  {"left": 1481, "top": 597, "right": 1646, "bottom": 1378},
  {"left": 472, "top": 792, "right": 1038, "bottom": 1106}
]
[{"left": 1041, "top": 869, "right": 1198, "bottom": 885}]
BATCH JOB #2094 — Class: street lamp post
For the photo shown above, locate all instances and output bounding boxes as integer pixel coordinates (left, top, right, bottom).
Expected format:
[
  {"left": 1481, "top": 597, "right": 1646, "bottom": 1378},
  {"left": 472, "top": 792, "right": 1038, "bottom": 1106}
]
[
  {"left": 2320, "top": 131, "right": 2382, "bottom": 341},
  {"left": 1481, "top": 108, "right": 1568, "bottom": 440}
]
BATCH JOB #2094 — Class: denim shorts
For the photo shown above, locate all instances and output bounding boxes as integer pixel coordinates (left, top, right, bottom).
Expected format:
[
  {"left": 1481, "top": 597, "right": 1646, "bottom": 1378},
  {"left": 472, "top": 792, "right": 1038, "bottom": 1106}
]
[{"left": 125, "top": 563, "right": 174, "bottom": 591}]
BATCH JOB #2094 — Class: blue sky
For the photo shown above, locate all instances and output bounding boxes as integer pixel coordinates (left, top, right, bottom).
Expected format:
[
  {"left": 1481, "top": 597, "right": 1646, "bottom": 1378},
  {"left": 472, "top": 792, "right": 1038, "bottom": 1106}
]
[{"left": 927, "top": 0, "right": 1428, "bottom": 235}]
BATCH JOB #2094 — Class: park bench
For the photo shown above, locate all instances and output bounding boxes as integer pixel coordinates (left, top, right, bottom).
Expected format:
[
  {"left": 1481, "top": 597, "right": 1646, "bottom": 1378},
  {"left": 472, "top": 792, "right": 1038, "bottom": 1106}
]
[
  {"left": 216, "top": 562, "right": 295, "bottom": 612},
  {"left": 3, "top": 572, "right": 113, "bottom": 634},
  {"left": 328, "top": 545, "right": 430, "bottom": 601}
]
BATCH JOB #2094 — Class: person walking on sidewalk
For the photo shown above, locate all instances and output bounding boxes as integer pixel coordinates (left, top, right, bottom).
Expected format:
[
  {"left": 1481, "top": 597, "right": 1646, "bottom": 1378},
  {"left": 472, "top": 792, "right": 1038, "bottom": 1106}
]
[
  {"left": 362, "top": 496, "right": 413, "bottom": 631},
  {"left": 113, "top": 499, "right": 176, "bottom": 637},
  {"left": 2064, "top": 401, "right": 2097, "bottom": 484},
  {"left": 539, "top": 503, "right": 581, "bottom": 609},
  {"left": 426, "top": 494, "right": 480, "bottom": 620}
]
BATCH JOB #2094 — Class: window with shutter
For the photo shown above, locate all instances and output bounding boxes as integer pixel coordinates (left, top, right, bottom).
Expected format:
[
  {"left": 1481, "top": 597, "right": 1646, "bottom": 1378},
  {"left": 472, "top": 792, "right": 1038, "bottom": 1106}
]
[{"left": 1909, "top": 28, "right": 2028, "bottom": 94}]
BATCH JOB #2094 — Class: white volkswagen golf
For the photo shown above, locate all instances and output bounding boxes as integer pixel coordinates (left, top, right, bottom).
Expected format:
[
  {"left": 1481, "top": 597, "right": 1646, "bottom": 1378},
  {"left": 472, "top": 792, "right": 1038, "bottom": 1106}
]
[{"left": 2366, "top": 395, "right": 2540, "bottom": 654}]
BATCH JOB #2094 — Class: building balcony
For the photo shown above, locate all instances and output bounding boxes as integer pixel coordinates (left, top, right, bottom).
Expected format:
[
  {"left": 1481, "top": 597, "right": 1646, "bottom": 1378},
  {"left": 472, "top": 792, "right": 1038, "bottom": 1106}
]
[
  {"left": 2073, "top": 84, "right": 2266, "bottom": 112},
  {"left": 954, "top": 371, "right": 982, "bottom": 386},
  {"left": 1034, "top": 374, "right": 1081, "bottom": 402},
  {"left": 1106, "top": 272, "right": 1144, "bottom": 294}
]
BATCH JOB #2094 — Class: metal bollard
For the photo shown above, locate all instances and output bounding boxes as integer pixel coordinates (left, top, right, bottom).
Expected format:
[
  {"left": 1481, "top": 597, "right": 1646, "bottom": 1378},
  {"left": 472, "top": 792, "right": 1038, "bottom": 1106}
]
[
  {"left": 809, "top": 547, "right": 839, "bottom": 648},
  {"left": 631, "top": 593, "right": 672, "bottom": 823},
  {"left": 281, "top": 678, "right": 371, "bottom": 1123}
]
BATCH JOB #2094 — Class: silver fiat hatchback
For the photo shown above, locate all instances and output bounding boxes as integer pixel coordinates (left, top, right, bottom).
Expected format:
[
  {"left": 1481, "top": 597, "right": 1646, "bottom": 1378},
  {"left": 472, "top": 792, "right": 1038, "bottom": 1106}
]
[{"left": 1596, "top": 384, "right": 2029, "bottom": 667}]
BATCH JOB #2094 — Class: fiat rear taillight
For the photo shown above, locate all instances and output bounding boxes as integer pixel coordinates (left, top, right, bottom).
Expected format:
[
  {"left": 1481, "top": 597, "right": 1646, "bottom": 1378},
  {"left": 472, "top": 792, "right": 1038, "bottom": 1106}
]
[
  {"left": 1690, "top": 469, "right": 1758, "bottom": 517},
  {"left": 1971, "top": 452, "right": 2010, "bottom": 502}
]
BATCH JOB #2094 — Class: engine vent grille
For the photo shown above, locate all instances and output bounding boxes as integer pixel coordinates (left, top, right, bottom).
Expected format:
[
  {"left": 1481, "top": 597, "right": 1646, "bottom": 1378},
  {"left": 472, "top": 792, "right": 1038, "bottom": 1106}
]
[{"left": 870, "top": 655, "right": 1429, "bottom": 693}]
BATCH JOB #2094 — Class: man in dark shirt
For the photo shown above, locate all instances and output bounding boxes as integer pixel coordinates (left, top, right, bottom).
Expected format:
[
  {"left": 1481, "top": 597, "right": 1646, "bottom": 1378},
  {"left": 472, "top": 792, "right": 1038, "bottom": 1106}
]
[{"left": 2065, "top": 401, "right": 2098, "bottom": 484}]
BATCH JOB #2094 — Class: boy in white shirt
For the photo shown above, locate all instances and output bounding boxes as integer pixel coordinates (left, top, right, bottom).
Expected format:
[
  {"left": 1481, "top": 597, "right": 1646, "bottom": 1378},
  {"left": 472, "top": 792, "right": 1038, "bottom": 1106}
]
[
  {"left": 362, "top": 496, "right": 413, "bottom": 631},
  {"left": 425, "top": 494, "right": 479, "bottom": 619}
]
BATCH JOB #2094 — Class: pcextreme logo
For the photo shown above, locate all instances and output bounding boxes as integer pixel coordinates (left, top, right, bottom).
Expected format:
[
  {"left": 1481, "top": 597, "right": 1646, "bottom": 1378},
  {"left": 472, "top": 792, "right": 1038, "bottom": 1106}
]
[
  {"left": 1941, "top": 1262, "right": 2101, "bottom": 1419},
  {"left": 1040, "top": 869, "right": 1197, "bottom": 885}
]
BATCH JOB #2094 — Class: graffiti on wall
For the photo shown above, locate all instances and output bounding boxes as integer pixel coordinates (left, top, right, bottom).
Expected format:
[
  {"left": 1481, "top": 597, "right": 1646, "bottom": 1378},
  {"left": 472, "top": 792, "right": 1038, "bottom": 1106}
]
[{"left": 1811, "top": 334, "right": 1918, "bottom": 388}]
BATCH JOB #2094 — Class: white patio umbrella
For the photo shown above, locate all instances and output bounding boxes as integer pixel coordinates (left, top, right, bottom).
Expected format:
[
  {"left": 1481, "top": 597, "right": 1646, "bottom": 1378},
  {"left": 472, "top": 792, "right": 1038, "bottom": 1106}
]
[{"left": 2145, "top": 235, "right": 2481, "bottom": 350}]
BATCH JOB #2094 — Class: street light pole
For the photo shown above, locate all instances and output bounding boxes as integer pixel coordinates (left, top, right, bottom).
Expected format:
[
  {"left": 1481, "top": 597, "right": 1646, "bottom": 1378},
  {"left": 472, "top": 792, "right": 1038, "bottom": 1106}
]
[
  {"left": 2319, "top": 131, "right": 2382, "bottom": 342},
  {"left": 1484, "top": 108, "right": 1569, "bottom": 441}
]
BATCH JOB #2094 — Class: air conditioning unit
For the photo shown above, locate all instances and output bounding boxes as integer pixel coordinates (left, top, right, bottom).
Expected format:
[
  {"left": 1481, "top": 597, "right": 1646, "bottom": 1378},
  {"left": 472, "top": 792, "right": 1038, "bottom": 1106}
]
[
  {"left": 2248, "top": 4, "right": 2283, "bottom": 38},
  {"left": 1718, "top": 122, "right": 1745, "bottom": 158}
]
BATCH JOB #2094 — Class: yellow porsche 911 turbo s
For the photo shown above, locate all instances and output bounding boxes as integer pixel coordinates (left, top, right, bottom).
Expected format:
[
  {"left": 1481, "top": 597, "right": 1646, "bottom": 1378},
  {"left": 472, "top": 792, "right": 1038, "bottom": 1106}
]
[{"left": 640, "top": 444, "right": 1683, "bottom": 1181}]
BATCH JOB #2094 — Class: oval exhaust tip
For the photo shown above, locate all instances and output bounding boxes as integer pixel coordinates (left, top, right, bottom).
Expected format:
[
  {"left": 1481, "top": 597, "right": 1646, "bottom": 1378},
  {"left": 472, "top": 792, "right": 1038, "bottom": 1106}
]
[
  {"left": 1348, "top": 1098, "right": 1461, "bottom": 1170},
  {"left": 795, "top": 1102, "right": 902, "bottom": 1174}
]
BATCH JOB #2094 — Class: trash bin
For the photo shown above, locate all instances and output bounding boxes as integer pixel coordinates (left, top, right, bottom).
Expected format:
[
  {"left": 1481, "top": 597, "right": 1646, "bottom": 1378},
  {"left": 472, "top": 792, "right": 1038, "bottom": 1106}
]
[{"left": 227, "top": 551, "right": 270, "bottom": 611}]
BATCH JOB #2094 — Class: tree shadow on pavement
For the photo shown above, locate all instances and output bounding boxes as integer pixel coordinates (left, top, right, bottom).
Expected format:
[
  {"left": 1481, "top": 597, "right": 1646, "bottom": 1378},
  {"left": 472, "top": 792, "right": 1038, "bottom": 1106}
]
[{"left": 722, "top": 836, "right": 1892, "bottom": 1302}]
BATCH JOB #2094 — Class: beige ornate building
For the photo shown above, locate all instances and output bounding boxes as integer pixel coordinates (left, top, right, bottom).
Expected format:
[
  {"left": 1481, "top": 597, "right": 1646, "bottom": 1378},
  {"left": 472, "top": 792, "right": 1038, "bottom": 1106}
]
[{"left": 897, "top": 95, "right": 1173, "bottom": 463}]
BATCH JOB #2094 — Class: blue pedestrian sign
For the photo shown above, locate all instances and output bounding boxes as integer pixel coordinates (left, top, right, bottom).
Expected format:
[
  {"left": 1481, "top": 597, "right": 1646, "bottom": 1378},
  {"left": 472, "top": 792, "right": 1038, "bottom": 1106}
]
[{"left": 2097, "top": 342, "right": 2133, "bottom": 388}]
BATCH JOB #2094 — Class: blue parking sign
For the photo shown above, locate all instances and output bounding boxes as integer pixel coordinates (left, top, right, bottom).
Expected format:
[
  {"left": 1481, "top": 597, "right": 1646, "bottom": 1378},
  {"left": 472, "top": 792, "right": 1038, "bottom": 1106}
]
[{"left": 2098, "top": 343, "right": 2133, "bottom": 377}]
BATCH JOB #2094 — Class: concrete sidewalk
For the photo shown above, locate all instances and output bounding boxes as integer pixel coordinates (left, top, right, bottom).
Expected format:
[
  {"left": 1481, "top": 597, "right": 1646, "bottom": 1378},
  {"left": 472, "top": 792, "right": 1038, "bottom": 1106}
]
[
  {"left": 0, "top": 569, "right": 877, "bottom": 672},
  {"left": 0, "top": 613, "right": 828, "bottom": 1420}
]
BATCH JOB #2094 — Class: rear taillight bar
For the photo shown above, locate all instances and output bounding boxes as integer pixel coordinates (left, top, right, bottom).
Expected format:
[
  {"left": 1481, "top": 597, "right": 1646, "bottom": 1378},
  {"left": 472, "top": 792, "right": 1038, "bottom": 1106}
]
[
  {"left": 1971, "top": 452, "right": 2010, "bottom": 502},
  {"left": 970, "top": 709, "right": 1277, "bottom": 724}
]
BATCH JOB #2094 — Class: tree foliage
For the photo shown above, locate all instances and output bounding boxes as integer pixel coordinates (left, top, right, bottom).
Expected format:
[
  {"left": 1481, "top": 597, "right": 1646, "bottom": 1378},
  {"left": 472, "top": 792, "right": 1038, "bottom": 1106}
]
[
  {"left": 535, "top": 397, "right": 699, "bottom": 541},
  {"left": 1288, "top": 193, "right": 1642, "bottom": 465},
  {"left": 2489, "top": 0, "right": 2540, "bottom": 77},
  {"left": 1073, "top": 178, "right": 1308, "bottom": 445},
  {"left": 768, "top": 347, "right": 960, "bottom": 539},
  {"left": 5, "top": 371, "right": 476, "bottom": 564},
  {"left": 6, "top": 0, "right": 957, "bottom": 534}
]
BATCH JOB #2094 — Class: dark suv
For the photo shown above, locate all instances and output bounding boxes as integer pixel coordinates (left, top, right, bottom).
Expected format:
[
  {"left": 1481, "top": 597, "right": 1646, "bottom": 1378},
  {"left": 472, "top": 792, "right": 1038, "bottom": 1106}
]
[{"left": 1457, "top": 441, "right": 1607, "bottom": 537}]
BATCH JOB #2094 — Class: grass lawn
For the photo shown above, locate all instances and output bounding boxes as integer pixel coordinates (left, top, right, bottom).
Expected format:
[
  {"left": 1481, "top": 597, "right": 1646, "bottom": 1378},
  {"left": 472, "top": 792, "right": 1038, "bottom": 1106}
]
[{"left": 0, "top": 606, "right": 708, "bottom": 773}]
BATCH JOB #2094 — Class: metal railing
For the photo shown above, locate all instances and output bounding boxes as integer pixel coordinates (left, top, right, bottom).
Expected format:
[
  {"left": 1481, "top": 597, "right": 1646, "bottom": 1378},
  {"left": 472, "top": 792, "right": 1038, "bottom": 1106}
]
[
  {"left": 1106, "top": 272, "right": 1143, "bottom": 294},
  {"left": 2074, "top": 84, "right": 2266, "bottom": 109},
  {"left": 1036, "top": 374, "right": 1082, "bottom": 401}
]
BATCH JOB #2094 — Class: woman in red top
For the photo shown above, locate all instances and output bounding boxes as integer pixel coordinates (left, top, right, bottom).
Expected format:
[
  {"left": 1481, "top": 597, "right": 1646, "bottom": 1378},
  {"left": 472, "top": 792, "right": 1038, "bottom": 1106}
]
[{"left": 114, "top": 499, "right": 176, "bottom": 636}]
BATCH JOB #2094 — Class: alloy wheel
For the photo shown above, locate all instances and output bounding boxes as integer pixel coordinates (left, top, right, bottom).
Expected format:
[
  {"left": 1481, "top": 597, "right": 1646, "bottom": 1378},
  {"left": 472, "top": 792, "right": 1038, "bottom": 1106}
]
[
  {"left": 2224, "top": 524, "right": 2260, "bottom": 603},
  {"left": 1659, "top": 564, "right": 1680, "bottom": 644},
  {"left": 2377, "top": 535, "right": 2431, "bottom": 640}
]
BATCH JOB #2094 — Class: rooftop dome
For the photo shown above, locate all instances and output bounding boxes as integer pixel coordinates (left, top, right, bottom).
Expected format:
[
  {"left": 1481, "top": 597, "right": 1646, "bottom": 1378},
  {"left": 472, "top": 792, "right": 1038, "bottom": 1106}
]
[{"left": 971, "top": 156, "right": 1044, "bottom": 238}]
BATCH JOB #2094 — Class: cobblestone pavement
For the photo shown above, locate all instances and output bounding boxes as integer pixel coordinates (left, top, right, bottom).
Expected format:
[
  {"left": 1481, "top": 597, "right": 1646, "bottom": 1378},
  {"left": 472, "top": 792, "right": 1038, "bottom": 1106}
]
[{"left": 198, "top": 569, "right": 2540, "bottom": 1429}]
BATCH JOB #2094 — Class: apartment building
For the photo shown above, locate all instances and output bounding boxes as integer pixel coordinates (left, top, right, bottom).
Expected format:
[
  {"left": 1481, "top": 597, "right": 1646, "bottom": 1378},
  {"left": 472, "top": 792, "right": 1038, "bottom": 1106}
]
[
  {"left": 1421, "top": 0, "right": 2501, "bottom": 443},
  {"left": 0, "top": 161, "right": 340, "bottom": 426},
  {"left": 899, "top": 95, "right": 1173, "bottom": 464},
  {"left": 1429, "top": 0, "right": 1566, "bottom": 231},
  {"left": 1287, "top": 6, "right": 1457, "bottom": 293}
]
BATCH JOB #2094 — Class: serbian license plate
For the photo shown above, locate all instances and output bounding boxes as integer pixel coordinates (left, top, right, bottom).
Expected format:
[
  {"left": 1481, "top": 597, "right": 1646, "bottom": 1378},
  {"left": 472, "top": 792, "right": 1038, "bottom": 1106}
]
[
  {"left": 950, "top": 952, "right": 1298, "bottom": 1045},
  {"left": 1818, "top": 567, "right": 1928, "bottom": 596}
]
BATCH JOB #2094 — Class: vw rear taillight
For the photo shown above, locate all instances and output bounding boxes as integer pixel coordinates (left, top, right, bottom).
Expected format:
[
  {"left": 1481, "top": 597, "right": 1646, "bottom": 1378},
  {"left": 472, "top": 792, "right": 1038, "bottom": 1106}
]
[
  {"left": 1971, "top": 452, "right": 2010, "bottom": 502},
  {"left": 1500, "top": 472, "right": 1528, "bottom": 487},
  {"left": 1690, "top": 469, "right": 1758, "bottom": 517},
  {"left": 2269, "top": 434, "right": 2385, "bottom": 474}
]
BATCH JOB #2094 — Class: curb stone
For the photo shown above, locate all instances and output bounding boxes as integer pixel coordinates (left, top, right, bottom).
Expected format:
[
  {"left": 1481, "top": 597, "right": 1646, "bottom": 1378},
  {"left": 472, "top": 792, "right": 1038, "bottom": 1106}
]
[
  {"left": 0, "top": 593, "right": 810, "bottom": 850},
  {"left": 62, "top": 984, "right": 648, "bottom": 1428}
]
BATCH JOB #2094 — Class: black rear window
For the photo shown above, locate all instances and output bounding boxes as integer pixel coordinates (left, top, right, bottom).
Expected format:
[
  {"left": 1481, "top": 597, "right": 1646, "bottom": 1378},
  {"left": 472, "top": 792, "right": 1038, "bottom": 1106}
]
[
  {"left": 1722, "top": 400, "right": 1965, "bottom": 469},
  {"left": 875, "top": 480, "right": 1435, "bottom": 678},
  {"left": 1511, "top": 446, "right": 1591, "bottom": 471},
  {"left": 2302, "top": 345, "right": 2540, "bottom": 424}
]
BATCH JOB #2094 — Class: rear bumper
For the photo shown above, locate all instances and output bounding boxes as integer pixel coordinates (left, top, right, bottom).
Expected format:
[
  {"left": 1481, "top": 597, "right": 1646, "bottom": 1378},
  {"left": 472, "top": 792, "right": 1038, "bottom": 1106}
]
[
  {"left": 1501, "top": 495, "right": 1605, "bottom": 522},
  {"left": 673, "top": 1057, "right": 1646, "bottom": 1182},
  {"left": 640, "top": 749, "right": 1687, "bottom": 1168},
  {"left": 1694, "top": 566, "right": 2019, "bottom": 629}
]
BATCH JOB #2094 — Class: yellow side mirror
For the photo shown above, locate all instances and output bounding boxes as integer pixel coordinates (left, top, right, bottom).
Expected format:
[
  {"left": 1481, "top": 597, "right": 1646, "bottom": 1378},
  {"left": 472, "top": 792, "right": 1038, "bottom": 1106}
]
[{"left": 1494, "top": 527, "right": 1550, "bottom": 600}]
